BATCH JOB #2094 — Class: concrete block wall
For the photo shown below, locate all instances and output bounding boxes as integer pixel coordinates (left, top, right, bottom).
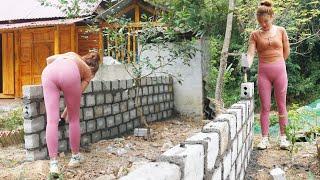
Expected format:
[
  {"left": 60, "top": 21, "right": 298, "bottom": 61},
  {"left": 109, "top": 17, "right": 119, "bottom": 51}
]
[
  {"left": 23, "top": 76, "right": 174, "bottom": 161},
  {"left": 120, "top": 82, "right": 254, "bottom": 180}
]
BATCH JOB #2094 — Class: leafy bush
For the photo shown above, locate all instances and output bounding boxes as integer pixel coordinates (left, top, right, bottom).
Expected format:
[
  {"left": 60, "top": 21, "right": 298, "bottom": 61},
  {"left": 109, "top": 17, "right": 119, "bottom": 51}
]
[{"left": 0, "top": 108, "right": 24, "bottom": 131}]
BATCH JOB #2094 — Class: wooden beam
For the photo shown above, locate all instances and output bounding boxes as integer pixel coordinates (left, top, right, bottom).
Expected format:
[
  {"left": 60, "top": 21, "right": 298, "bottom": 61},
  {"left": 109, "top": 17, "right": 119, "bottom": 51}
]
[
  {"left": 127, "top": 32, "right": 131, "bottom": 63},
  {"left": 99, "top": 28, "right": 104, "bottom": 62},
  {"left": 71, "top": 24, "right": 76, "bottom": 52},
  {"left": 14, "top": 31, "right": 21, "bottom": 97},
  {"left": 115, "top": 4, "right": 136, "bottom": 18},
  {"left": 2, "top": 32, "right": 15, "bottom": 95},
  {"left": 0, "top": 93, "right": 15, "bottom": 99},
  {"left": 54, "top": 26, "right": 60, "bottom": 54},
  {"left": 137, "top": 2, "right": 156, "bottom": 15},
  {"left": 134, "top": 5, "right": 140, "bottom": 23}
]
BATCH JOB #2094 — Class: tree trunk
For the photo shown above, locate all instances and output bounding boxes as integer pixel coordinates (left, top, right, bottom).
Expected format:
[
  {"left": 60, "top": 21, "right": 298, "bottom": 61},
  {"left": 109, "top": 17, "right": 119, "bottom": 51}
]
[{"left": 214, "top": 0, "right": 235, "bottom": 113}]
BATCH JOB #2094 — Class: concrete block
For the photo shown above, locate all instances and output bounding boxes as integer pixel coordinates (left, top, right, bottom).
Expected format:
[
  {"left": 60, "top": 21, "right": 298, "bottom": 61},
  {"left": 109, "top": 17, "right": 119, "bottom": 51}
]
[
  {"left": 226, "top": 108, "right": 242, "bottom": 133},
  {"left": 112, "top": 103, "right": 120, "bottom": 114},
  {"left": 92, "top": 81, "right": 102, "bottom": 92},
  {"left": 58, "top": 140, "right": 68, "bottom": 152},
  {"left": 115, "top": 114, "right": 122, "bottom": 125},
  {"left": 216, "top": 114, "right": 236, "bottom": 140},
  {"left": 232, "top": 138, "right": 238, "bottom": 165},
  {"left": 39, "top": 101, "right": 46, "bottom": 115},
  {"left": 159, "top": 144, "right": 204, "bottom": 180},
  {"left": 106, "top": 116, "right": 115, "bottom": 127},
  {"left": 143, "top": 87, "right": 148, "bottom": 96},
  {"left": 86, "top": 94, "right": 95, "bottom": 106},
  {"left": 163, "top": 111, "right": 168, "bottom": 119},
  {"left": 148, "top": 95, "right": 153, "bottom": 104},
  {"left": 230, "top": 165, "right": 236, "bottom": 180},
  {"left": 80, "top": 121, "right": 86, "bottom": 134},
  {"left": 154, "top": 85, "right": 159, "bottom": 94},
  {"left": 40, "top": 131, "right": 46, "bottom": 145},
  {"left": 128, "top": 99, "right": 135, "bottom": 110},
  {"left": 166, "top": 93, "right": 170, "bottom": 101},
  {"left": 148, "top": 86, "right": 154, "bottom": 94},
  {"left": 142, "top": 96, "right": 148, "bottom": 106},
  {"left": 130, "top": 109, "right": 137, "bottom": 119},
  {"left": 231, "top": 103, "right": 246, "bottom": 127},
  {"left": 24, "top": 116, "right": 45, "bottom": 133},
  {"left": 153, "top": 95, "right": 159, "bottom": 103},
  {"left": 141, "top": 78, "right": 147, "bottom": 86},
  {"left": 223, "top": 150, "right": 232, "bottom": 180},
  {"left": 240, "top": 82, "right": 254, "bottom": 99},
  {"left": 79, "top": 109, "right": 83, "bottom": 121},
  {"left": 101, "top": 130, "right": 110, "bottom": 139},
  {"left": 137, "top": 87, "right": 143, "bottom": 96},
  {"left": 159, "top": 85, "right": 164, "bottom": 93},
  {"left": 164, "top": 85, "right": 169, "bottom": 92},
  {"left": 83, "top": 107, "right": 94, "bottom": 120},
  {"left": 159, "top": 94, "right": 164, "bottom": 103},
  {"left": 119, "top": 124, "right": 127, "bottom": 134},
  {"left": 236, "top": 155, "right": 241, "bottom": 177},
  {"left": 211, "top": 163, "right": 222, "bottom": 180},
  {"left": 102, "top": 81, "right": 111, "bottom": 91},
  {"left": 185, "top": 132, "right": 219, "bottom": 175},
  {"left": 133, "top": 119, "right": 140, "bottom": 128},
  {"left": 157, "top": 112, "right": 163, "bottom": 120},
  {"left": 120, "top": 162, "right": 181, "bottom": 180},
  {"left": 237, "top": 129, "right": 243, "bottom": 154},
  {"left": 160, "top": 103, "right": 165, "bottom": 111},
  {"left": 81, "top": 135, "right": 91, "bottom": 146},
  {"left": 168, "top": 85, "right": 173, "bottom": 92},
  {"left": 154, "top": 104, "right": 160, "bottom": 113},
  {"left": 119, "top": 80, "right": 127, "bottom": 89},
  {"left": 26, "top": 148, "right": 47, "bottom": 161},
  {"left": 110, "top": 127, "right": 119, "bottom": 137},
  {"left": 127, "top": 121, "right": 134, "bottom": 131},
  {"left": 123, "top": 111, "right": 130, "bottom": 123},
  {"left": 80, "top": 96, "right": 85, "bottom": 107},
  {"left": 152, "top": 77, "right": 158, "bottom": 85},
  {"left": 104, "top": 105, "right": 112, "bottom": 116},
  {"left": 202, "top": 121, "right": 229, "bottom": 155},
  {"left": 165, "top": 102, "right": 170, "bottom": 110},
  {"left": 25, "top": 134, "right": 39, "bottom": 149},
  {"left": 92, "top": 131, "right": 102, "bottom": 143},
  {"left": 105, "top": 93, "right": 113, "bottom": 104},
  {"left": 24, "top": 102, "right": 38, "bottom": 118},
  {"left": 114, "top": 92, "right": 121, "bottom": 103},
  {"left": 112, "top": 80, "right": 119, "bottom": 90},
  {"left": 129, "top": 88, "right": 136, "bottom": 98},
  {"left": 143, "top": 106, "right": 150, "bottom": 115},
  {"left": 83, "top": 82, "right": 93, "bottom": 93},
  {"left": 120, "top": 102, "right": 128, "bottom": 112},
  {"left": 149, "top": 105, "right": 155, "bottom": 113},
  {"left": 94, "top": 105, "right": 104, "bottom": 118},
  {"left": 146, "top": 77, "right": 152, "bottom": 85},
  {"left": 23, "top": 85, "right": 43, "bottom": 99},
  {"left": 87, "top": 120, "right": 96, "bottom": 132},
  {"left": 97, "top": 117, "right": 106, "bottom": 130},
  {"left": 134, "top": 128, "right": 153, "bottom": 137},
  {"left": 96, "top": 93, "right": 105, "bottom": 105}
]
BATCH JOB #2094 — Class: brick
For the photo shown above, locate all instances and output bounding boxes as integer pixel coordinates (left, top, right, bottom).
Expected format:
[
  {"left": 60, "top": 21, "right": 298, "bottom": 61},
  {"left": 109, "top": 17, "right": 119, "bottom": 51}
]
[
  {"left": 26, "top": 148, "right": 47, "bottom": 161},
  {"left": 92, "top": 131, "right": 102, "bottom": 143},
  {"left": 23, "top": 85, "right": 43, "bottom": 99},
  {"left": 119, "top": 124, "right": 127, "bottom": 134},
  {"left": 202, "top": 121, "right": 229, "bottom": 155},
  {"left": 115, "top": 114, "right": 122, "bottom": 125},
  {"left": 24, "top": 116, "right": 45, "bottom": 133},
  {"left": 216, "top": 114, "right": 236, "bottom": 140},
  {"left": 87, "top": 120, "right": 96, "bottom": 132},
  {"left": 119, "top": 80, "right": 127, "bottom": 89},
  {"left": 83, "top": 82, "right": 93, "bottom": 93},
  {"left": 104, "top": 105, "right": 112, "bottom": 116},
  {"left": 114, "top": 92, "right": 121, "bottom": 103},
  {"left": 123, "top": 112, "right": 130, "bottom": 123},
  {"left": 120, "top": 162, "right": 181, "bottom": 180},
  {"left": 58, "top": 140, "right": 68, "bottom": 152},
  {"left": 112, "top": 80, "right": 119, "bottom": 90},
  {"left": 105, "top": 93, "right": 113, "bottom": 104},
  {"left": 106, "top": 116, "right": 115, "bottom": 127},
  {"left": 102, "top": 81, "right": 111, "bottom": 91},
  {"left": 112, "top": 103, "right": 120, "bottom": 114},
  {"left": 97, "top": 117, "right": 106, "bottom": 130},
  {"left": 96, "top": 93, "right": 105, "bottom": 105},
  {"left": 223, "top": 150, "right": 232, "bottom": 180},
  {"left": 94, "top": 105, "right": 104, "bottom": 118},
  {"left": 185, "top": 132, "right": 219, "bottom": 175},
  {"left": 83, "top": 107, "right": 94, "bottom": 120},
  {"left": 24, "top": 102, "right": 38, "bottom": 118},
  {"left": 122, "top": 90, "right": 129, "bottom": 101},
  {"left": 120, "top": 102, "right": 128, "bottom": 112},
  {"left": 92, "top": 81, "right": 102, "bottom": 92},
  {"left": 86, "top": 94, "right": 95, "bottom": 106},
  {"left": 127, "top": 79, "right": 133, "bottom": 88},
  {"left": 130, "top": 109, "right": 137, "bottom": 119},
  {"left": 211, "top": 163, "right": 222, "bottom": 180},
  {"left": 81, "top": 135, "right": 91, "bottom": 146},
  {"left": 25, "top": 134, "right": 39, "bottom": 149},
  {"left": 159, "top": 144, "right": 204, "bottom": 180},
  {"left": 101, "top": 130, "right": 110, "bottom": 139}
]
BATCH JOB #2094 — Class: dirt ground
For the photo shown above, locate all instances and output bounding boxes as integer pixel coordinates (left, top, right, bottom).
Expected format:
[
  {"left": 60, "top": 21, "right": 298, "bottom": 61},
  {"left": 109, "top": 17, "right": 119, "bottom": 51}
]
[
  {"left": 0, "top": 117, "right": 205, "bottom": 180},
  {"left": 245, "top": 136, "right": 320, "bottom": 180}
]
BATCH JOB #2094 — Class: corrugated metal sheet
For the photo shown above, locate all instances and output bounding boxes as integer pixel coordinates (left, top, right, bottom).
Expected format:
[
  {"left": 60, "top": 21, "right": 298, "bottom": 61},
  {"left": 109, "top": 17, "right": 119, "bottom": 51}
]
[
  {"left": 0, "top": 18, "right": 84, "bottom": 30},
  {"left": 0, "top": 0, "right": 102, "bottom": 21}
]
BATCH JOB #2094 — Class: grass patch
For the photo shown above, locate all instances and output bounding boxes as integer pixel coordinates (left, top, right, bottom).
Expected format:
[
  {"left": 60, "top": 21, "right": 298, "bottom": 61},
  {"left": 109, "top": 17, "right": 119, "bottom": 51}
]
[{"left": 0, "top": 108, "right": 24, "bottom": 131}]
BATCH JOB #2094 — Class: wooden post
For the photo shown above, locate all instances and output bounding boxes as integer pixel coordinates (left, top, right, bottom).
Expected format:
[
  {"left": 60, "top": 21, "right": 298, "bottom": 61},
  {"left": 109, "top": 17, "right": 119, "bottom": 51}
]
[
  {"left": 71, "top": 24, "right": 76, "bottom": 52},
  {"left": 134, "top": 5, "right": 140, "bottom": 23},
  {"left": 54, "top": 26, "right": 60, "bottom": 54},
  {"left": 127, "top": 32, "right": 131, "bottom": 63}
]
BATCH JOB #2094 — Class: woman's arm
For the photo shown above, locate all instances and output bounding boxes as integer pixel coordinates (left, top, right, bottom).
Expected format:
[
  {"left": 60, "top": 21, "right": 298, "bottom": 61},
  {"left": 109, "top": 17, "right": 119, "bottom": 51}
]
[
  {"left": 247, "top": 32, "right": 257, "bottom": 67},
  {"left": 282, "top": 27, "right": 290, "bottom": 60}
]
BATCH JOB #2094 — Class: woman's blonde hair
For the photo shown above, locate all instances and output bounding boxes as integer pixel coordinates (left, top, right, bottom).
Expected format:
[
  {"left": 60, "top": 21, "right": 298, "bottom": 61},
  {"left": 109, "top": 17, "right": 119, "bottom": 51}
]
[
  {"left": 82, "top": 52, "right": 100, "bottom": 75},
  {"left": 257, "top": 0, "right": 274, "bottom": 17}
]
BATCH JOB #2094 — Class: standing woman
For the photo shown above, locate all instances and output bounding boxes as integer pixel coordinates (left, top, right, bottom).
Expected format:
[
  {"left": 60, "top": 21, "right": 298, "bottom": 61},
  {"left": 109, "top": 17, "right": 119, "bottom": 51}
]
[
  {"left": 41, "top": 52, "right": 100, "bottom": 174},
  {"left": 245, "top": 0, "right": 290, "bottom": 150}
]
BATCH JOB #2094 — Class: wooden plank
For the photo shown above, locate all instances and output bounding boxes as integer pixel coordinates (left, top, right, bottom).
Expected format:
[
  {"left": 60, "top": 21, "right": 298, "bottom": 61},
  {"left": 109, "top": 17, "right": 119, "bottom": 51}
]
[
  {"left": 115, "top": 4, "right": 136, "bottom": 18},
  {"left": 127, "top": 32, "right": 131, "bottom": 63},
  {"left": 2, "top": 32, "right": 15, "bottom": 95},
  {"left": 99, "top": 29, "right": 103, "bottom": 62},
  {"left": 135, "top": 5, "right": 140, "bottom": 23},
  {"left": 133, "top": 32, "right": 136, "bottom": 62},
  {"left": 54, "top": 26, "right": 60, "bottom": 54},
  {"left": 14, "top": 31, "right": 21, "bottom": 97},
  {"left": 0, "top": 93, "right": 15, "bottom": 99},
  {"left": 71, "top": 24, "right": 76, "bottom": 52}
]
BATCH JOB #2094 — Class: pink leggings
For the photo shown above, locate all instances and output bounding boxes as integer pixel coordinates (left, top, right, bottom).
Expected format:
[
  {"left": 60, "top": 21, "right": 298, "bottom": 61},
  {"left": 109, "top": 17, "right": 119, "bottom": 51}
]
[
  {"left": 258, "top": 59, "right": 288, "bottom": 136},
  {"left": 41, "top": 58, "right": 81, "bottom": 158}
]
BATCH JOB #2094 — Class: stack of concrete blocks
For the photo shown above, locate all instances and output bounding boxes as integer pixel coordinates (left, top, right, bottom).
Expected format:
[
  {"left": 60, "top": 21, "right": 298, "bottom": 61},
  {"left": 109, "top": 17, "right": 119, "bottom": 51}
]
[
  {"left": 120, "top": 82, "right": 254, "bottom": 180},
  {"left": 23, "top": 76, "right": 175, "bottom": 161}
]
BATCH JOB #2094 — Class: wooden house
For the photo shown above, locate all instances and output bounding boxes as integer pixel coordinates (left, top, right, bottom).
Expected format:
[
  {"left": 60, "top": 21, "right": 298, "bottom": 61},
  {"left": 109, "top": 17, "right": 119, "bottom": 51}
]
[{"left": 0, "top": 0, "right": 161, "bottom": 98}]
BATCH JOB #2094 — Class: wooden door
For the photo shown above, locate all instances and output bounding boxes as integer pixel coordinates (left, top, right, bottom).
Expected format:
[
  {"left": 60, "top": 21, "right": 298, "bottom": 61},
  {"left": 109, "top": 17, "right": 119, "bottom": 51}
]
[{"left": 2, "top": 32, "right": 15, "bottom": 95}]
